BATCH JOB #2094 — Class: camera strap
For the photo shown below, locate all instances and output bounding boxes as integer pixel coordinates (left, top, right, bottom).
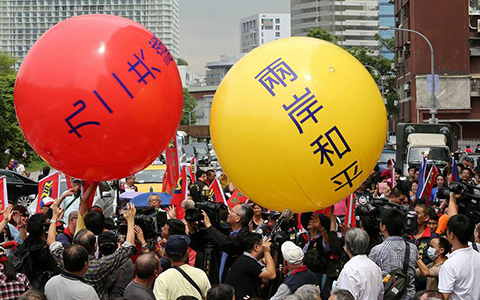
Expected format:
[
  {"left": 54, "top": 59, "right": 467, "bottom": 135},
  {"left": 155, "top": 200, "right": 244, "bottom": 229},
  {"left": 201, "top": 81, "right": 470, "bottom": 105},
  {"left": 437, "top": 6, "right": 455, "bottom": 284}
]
[
  {"left": 403, "top": 239, "right": 410, "bottom": 275},
  {"left": 173, "top": 266, "right": 202, "bottom": 298}
]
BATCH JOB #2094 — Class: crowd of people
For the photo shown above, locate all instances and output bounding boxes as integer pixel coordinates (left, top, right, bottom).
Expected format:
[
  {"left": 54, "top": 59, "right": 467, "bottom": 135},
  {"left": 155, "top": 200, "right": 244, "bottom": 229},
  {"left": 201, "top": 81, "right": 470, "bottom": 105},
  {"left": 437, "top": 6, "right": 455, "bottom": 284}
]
[{"left": 1, "top": 153, "right": 480, "bottom": 300}]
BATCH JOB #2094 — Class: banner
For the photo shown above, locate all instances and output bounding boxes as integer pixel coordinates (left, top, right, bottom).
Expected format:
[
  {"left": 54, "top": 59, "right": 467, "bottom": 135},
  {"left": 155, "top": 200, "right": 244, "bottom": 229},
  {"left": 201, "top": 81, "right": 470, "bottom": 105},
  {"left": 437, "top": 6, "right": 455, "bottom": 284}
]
[
  {"left": 171, "top": 166, "right": 187, "bottom": 219},
  {"left": 227, "top": 189, "right": 248, "bottom": 209},
  {"left": 209, "top": 178, "right": 227, "bottom": 205},
  {"left": 0, "top": 177, "right": 7, "bottom": 222},
  {"left": 344, "top": 193, "right": 356, "bottom": 228},
  {"left": 415, "top": 156, "right": 427, "bottom": 200},
  {"left": 189, "top": 157, "right": 197, "bottom": 182},
  {"left": 36, "top": 171, "right": 60, "bottom": 213},
  {"left": 420, "top": 164, "right": 438, "bottom": 204},
  {"left": 165, "top": 136, "right": 181, "bottom": 194}
]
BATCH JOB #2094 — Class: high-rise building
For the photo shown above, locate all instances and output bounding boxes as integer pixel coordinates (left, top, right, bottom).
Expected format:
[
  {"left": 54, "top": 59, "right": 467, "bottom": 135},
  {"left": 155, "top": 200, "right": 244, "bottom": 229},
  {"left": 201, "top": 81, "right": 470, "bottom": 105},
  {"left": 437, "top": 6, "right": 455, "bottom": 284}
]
[
  {"left": 394, "top": 0, "right": 480, "bottom": 141},
  {"left": 240, "top": 13, "right": 290, "bottom": 53},
  {"left": 379, "top": 0, "right": 394, "bottom": 59},
  {"left": 290, "top": 0, "right": 379, "bottom": 52},
  {"left": 0, "top": 0, "right": 180, "bottom": 67},
  {"left": 204, "top": 54, "right": 244, "bottom": 86}
]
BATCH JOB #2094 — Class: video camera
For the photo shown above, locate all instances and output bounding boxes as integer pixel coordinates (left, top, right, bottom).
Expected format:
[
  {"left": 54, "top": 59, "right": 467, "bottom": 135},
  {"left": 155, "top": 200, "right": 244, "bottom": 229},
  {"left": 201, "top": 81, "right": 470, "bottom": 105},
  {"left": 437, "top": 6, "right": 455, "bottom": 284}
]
[
  {"left": 118, "top": 206, "right": 167, "bottom": 240},
  {"left": 184, "top": 201, "right": 230, "bottom": 231},
  {"left": 438, "top": 182, "right": 480, "bottom": 224},
  {"left": 355, "top": 198, "right": 418, "bottom": 236}
]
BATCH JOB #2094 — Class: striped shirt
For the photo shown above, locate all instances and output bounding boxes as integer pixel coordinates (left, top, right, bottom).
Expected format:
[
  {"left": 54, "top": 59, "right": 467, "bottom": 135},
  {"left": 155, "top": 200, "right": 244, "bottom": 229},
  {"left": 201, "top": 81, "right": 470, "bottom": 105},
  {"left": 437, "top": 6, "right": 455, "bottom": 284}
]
[
  {"left": 50, "top": 241, "right": 134, "bottom": 300},
  {"left": 369, "top": 236, "right": 418, "bottom": 300}
]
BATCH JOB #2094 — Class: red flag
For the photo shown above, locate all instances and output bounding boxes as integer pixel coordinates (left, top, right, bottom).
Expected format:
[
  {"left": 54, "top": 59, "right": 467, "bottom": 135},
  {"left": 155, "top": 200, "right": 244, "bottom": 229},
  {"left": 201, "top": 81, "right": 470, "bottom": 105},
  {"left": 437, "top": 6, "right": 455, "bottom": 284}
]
[
  {"left": 390, "top": 159, "right": 396, "bottom": 188},
  {"left": 227, "top": 189, "right": 248, "bottom": 209},
  {"left": 37, "top": 172, "right": 60, "bottom": 213},
  {"left": 209, "top": 178, "right": 227, "bottom": 205},
  {"left": 171, "top": 166, "right": 187, "bottom": 220},
  {"left": 161, "top": 170, "right": 170, "bottom": 193},
  {"left": 189, "top": 157, "right": 197, "bottom": 181},
  {"left": 65, "top": 174, "right": 72, "bottom": 189},
  {"left": 165, "top": 136, "right": 180, "bottom": 194},
  {"left": 420, "top": 164, "right": 438, "bottom": 204},
  {"left": 82, "top": 181, "right": 98, "bottom": 209},
  {"left": 344, "top": 194, "right": 356, "bottom": 228},
  {"left": 0, "top": 176, "right": 8, "bottom": 221}
]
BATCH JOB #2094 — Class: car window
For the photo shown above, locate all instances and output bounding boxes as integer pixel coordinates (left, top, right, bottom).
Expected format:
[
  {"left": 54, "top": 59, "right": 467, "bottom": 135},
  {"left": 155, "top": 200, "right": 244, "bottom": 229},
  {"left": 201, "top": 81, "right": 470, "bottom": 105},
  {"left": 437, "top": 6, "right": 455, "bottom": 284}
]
[
  {"left": 136, "top": 169, "right": 165, "bottom": 183},
  {"left": 3, "top": 172, "right": 23, "bottom": 183}
]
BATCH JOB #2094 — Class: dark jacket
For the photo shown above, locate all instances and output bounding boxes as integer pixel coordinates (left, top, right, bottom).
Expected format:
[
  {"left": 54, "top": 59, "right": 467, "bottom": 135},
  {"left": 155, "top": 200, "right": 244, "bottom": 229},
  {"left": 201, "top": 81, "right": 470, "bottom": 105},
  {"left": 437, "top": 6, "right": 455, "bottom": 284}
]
[
  {"left": 14, "top": 236, "right": 61, "bottom": 290},
  {"left": 190, "top": 225, "right": 249, "bottom": 284},
  {"left": 189, "top": 180, "right": 206, "bottom": 202}
]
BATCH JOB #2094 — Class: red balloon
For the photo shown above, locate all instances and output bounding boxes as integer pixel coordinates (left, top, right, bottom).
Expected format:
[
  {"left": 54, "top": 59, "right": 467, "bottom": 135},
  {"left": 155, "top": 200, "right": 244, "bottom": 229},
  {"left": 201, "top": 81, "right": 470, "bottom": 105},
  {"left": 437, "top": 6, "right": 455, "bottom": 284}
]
[{"left": 14, "top": 15, "right": 183, "bottom": 181}]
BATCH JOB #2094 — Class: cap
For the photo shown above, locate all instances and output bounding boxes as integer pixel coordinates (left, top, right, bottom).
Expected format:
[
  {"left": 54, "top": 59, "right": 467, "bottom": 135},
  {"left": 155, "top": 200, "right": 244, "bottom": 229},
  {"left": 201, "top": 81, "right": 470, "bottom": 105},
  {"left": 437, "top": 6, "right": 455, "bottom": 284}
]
[
  {"left": 281, "top": 241, "right": 304, "bottom": 265},
  {"left": 166, "top": 235, "right": 191, "bottom": 256},
  {"left": 39, "top": 197, "right": 54, "bottom": 208}
]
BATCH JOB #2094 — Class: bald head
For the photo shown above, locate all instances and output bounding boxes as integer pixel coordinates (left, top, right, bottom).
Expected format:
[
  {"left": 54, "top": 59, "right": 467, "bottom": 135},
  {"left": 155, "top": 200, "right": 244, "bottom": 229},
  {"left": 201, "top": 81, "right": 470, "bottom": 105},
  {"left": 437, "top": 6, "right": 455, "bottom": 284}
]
[
  {"left": 74, "top": 229, "right": 96, "bottom": 255},
  {"left": 136, "top": 253, "right": 160, "bottom": 279}
]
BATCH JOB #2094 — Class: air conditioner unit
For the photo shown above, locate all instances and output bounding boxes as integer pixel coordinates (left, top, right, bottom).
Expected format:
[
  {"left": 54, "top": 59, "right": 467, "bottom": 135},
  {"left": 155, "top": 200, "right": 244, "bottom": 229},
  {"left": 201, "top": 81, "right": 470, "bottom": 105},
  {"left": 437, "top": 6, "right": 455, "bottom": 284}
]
[{"left": 403, "top": 83, "right": 411, "bottom": 91}]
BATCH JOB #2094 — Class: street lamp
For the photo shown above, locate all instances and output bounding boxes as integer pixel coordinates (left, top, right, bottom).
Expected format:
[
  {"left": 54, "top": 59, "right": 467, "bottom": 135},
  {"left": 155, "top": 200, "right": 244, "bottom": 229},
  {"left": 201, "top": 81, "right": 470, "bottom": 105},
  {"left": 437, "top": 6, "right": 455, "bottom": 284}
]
[
  {"left": 379, "top": 26, "right": 437, "bottom": 124},
  {"left": 364, "top": 65, "right": 385, "bottom": 102},
  {"left": 183, "top": 106, "right": 203, "bottom": 125}
]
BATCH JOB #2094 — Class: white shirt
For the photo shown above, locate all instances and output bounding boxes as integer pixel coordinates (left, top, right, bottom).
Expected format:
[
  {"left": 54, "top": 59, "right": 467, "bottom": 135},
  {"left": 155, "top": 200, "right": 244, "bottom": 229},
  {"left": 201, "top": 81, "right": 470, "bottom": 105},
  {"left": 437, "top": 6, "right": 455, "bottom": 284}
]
[
  {"left": 337, "top": 255, "right": 384, "bottom": 300},
  {"left": 438, "top": 246, "right": 480, "bottom": 300}
]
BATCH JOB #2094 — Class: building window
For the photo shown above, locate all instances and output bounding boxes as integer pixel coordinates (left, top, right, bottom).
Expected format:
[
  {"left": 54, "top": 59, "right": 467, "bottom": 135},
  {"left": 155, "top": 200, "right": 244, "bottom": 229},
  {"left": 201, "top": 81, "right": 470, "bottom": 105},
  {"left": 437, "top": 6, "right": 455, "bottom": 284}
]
[
  {"left": 262, "top": 18, "right": 273, "bottom": 30},
  {"left": 275, "top": 32, "right": 280, "bottom": 37},
  {"left": 275, "top": 25, "right": 280, "bottom": 30},
  {"left": 275, "top": 18, "right": 280, "bottom": 23}
]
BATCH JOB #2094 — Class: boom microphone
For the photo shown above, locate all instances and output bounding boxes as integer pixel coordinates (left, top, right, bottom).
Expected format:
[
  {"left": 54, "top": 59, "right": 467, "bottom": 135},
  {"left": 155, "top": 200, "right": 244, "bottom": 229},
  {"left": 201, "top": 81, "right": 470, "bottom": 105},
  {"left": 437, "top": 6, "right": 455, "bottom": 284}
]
[{"left": 268, "top": 209, "right": 293, "bottom": 237}]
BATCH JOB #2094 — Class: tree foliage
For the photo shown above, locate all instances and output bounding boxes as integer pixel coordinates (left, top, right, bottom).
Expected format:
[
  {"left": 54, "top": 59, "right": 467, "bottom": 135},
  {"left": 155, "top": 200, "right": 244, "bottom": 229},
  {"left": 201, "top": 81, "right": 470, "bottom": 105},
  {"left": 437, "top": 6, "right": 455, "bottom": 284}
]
[
  {"left": 177, "top": 58, "right": 189, "bottom": 66},
  {"left": 181, "top": 88, "right": 197, "bottom": 125},
  {"left": 0, "top": 51, "right": 17, "bottom": 76},
  {"left": 307, "top": 28, "right": 398, "bottom": 116}
]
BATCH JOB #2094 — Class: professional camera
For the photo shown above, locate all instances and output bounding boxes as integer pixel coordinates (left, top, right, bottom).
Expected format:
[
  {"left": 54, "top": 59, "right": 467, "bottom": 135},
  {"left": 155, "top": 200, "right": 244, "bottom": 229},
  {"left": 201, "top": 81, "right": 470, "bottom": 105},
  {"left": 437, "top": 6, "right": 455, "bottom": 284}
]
[
  {"left": 184, "top": 201, "right": 230, "bottom": 231},
  {"left": 118, "top": 206, "right": 167, "bottom": 240},
  {"left": 355, "top": 198, "right": 418, "bottom": 236},
  {"left": 438, "top": 182, "right": 480, "bottom": 224}
]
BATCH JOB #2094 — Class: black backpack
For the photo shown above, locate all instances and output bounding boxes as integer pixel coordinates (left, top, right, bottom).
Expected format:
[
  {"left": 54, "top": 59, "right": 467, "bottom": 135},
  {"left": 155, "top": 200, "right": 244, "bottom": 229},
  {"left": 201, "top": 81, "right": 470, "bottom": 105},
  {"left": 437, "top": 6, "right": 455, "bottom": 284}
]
[
  {"left": 383, "top": 239, "right": 410, "bottom": 300},
  {"left": 8, "top": 245, "right": 53, "bottom": 292}
]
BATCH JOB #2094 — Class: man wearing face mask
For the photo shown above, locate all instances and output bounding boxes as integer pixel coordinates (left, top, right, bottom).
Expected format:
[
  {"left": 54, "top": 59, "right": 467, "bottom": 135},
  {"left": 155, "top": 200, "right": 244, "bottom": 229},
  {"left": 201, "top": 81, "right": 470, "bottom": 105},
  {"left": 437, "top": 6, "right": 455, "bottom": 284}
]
[{"left": 415, "top": 237, "right": 450, "bottom": 291}]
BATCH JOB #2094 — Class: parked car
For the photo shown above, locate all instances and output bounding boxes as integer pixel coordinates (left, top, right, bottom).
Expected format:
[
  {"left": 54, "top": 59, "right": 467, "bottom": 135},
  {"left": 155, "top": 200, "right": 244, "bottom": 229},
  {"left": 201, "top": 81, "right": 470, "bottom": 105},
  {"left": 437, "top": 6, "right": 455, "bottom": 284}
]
[
  {"left": 58, "top": 178, "right": 117, "bottom": 219},
  {"left": 192, "top": 143, "right": 210, "bottom": 166},
  {"left": 378, "top": 148, "right": 396, "bottom": 172},
  {"left": 0, "top": 170, "right": 38, "bottom": 206},
  {"left": 135, "top": 164, "right": 166, "bottom": 193},
  {"left": 181, "top": 145, "right": 196, "bottom": 164}
]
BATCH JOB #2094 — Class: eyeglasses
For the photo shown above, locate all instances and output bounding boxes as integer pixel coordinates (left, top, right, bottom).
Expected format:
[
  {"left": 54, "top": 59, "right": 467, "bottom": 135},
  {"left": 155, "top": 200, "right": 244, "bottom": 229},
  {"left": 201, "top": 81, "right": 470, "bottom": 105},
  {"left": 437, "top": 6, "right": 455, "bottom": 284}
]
[{"left": 21, "top": 213, "right": 29, "bottom": 218}]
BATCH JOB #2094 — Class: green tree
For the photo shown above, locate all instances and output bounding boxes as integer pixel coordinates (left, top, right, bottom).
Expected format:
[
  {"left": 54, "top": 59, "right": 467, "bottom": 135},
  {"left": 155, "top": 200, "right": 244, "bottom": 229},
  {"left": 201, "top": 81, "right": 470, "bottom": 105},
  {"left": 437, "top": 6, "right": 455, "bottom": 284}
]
[
  {"left": 0, "top": 51, "right": 17, "bottom": 76},
  {"left": 0, "top": 75, "right": 37, "bottom": 168},
  {"left": 181, "top": 88, "right": 197, "bottom": 125},
  {"left": 306, "top": 28, "right": 338, "bottom": 44},
  {"left": 177, "top": 58, "right": 189, "bottom": 66}
]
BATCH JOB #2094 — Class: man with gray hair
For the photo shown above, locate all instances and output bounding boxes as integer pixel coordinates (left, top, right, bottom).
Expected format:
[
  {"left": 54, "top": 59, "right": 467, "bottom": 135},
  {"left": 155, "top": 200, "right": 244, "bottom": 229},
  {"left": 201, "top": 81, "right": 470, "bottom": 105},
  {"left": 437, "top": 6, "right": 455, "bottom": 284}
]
[
  {"left": 295, "top": 284, "right": 321, "bottom": 300},
  {"left": 189, "top": 203, "right": 254, "bottom": 284},
  {"left": 337, "top": 228, "right": 383, "bottom": 300}
]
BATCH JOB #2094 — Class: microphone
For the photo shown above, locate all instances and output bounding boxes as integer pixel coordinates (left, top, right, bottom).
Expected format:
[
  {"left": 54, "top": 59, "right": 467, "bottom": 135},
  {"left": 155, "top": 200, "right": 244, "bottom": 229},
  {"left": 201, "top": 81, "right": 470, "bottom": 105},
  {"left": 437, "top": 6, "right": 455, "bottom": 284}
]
[
  {"left": 0, "top": 241, "right": 17, "bottom": 249},
  {"left": 181, "top": 199, "right": 196, "bottom": 210}
]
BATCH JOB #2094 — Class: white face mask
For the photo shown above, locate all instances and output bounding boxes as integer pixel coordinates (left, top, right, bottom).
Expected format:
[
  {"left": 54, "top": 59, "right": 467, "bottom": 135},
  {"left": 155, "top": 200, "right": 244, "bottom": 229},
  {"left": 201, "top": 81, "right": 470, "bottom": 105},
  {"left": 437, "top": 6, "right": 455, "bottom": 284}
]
[{"left": 427, "top": 247, "right": 438, "bottom": 261}]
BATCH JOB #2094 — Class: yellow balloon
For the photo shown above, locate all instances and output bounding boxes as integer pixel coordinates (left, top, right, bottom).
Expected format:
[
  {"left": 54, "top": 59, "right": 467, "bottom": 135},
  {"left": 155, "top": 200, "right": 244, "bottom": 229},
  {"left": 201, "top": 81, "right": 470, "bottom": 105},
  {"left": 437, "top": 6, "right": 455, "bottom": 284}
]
[{"left": 210, "top": 37, "right": 387, "bottom": 212}]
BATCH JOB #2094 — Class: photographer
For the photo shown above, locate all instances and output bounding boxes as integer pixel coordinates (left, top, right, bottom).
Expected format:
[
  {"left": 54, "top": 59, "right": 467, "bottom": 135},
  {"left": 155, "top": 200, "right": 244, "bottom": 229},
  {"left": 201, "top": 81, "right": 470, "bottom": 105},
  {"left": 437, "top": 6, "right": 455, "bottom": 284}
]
[
  {"left": 190, "top": 170, "right": 207, "bottom": 203},
  {"left": 188, "top": 203, "right": 253, "bottom": 284},
  {"left": 224, "top": 232, "right": 276, "bottom": 300}
]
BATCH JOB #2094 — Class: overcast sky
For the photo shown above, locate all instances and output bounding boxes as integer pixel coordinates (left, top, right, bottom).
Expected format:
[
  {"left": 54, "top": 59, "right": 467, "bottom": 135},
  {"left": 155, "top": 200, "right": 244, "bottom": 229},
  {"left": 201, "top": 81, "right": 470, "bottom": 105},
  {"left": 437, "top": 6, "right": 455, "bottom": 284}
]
[{"left": 179, "top": 0, "right": 290, "bottom": 74}]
